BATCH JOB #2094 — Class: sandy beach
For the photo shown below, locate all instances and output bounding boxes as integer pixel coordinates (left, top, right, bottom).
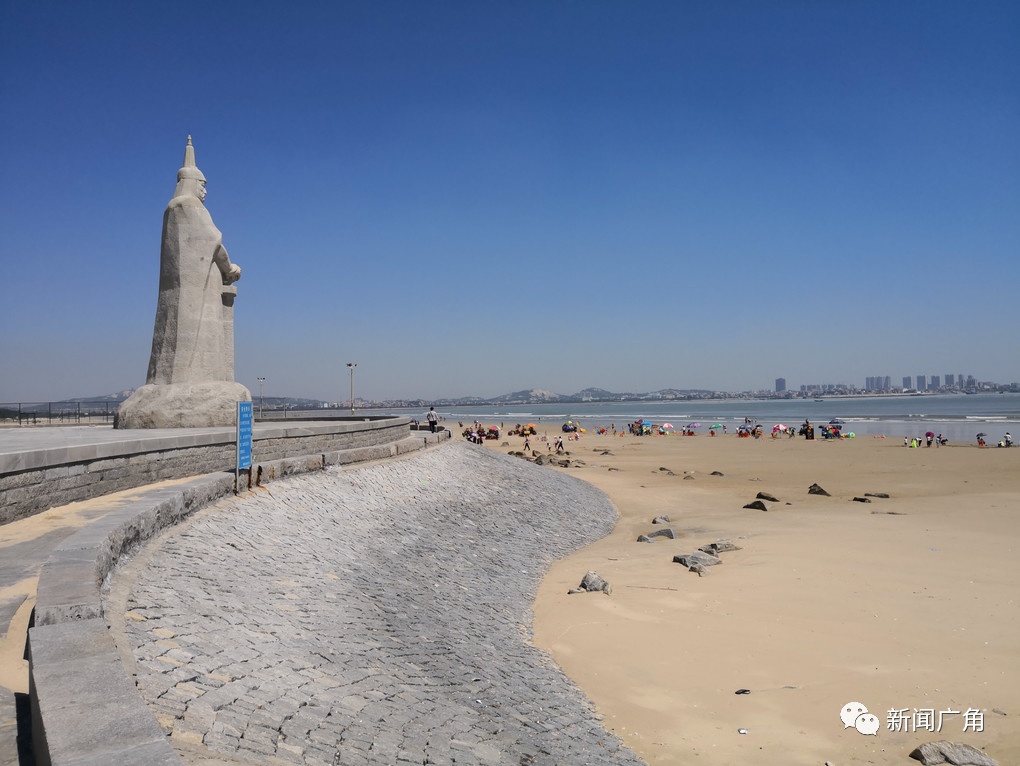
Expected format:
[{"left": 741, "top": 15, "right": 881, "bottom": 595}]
[{"left": 483, "top": 427, "right": 1019, "bottom": 765}]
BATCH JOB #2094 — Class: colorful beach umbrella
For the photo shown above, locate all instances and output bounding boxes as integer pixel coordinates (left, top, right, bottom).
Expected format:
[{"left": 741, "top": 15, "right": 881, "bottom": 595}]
[
  {"left": 686, "top": 422, "right": 701, "bottom": 428},
  {"left": 710, "top": 423, "right": 723, "bottom": 429}
]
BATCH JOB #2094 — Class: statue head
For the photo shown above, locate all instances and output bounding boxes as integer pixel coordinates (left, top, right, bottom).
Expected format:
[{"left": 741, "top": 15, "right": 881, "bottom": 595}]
[{"left": 173, "top": 135, "right": 208, "bottom": 201}]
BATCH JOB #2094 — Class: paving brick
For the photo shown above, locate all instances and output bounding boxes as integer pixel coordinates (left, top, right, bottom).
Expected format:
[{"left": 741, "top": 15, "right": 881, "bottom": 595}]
[{"left": 117, "top": 444, "right": 644, "bottom": 765}]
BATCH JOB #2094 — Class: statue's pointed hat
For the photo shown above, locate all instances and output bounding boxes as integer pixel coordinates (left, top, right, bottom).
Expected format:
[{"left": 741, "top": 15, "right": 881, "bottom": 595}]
[{"left": 177, "top": 135, "right": 206, "bottom": 182}]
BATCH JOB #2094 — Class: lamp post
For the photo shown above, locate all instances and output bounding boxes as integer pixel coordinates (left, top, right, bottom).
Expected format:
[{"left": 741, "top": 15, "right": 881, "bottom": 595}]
[
  {"left": 257, "top": 377, "right": 265, "bottom": 419},
  {"left": 346, "top": 362, "right": 357, "bottom": 415}
]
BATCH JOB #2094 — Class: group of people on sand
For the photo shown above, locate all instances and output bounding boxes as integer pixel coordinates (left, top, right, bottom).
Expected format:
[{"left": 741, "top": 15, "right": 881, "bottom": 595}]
[
  {"left": 905, "top": 434, "right": 947, "bottom": 448},
  {"left": 461, "top": 421, "right": 499, "bottom": 444},
  {"left": 977, "top": 431, "right": 1013, "bottom": 448}
]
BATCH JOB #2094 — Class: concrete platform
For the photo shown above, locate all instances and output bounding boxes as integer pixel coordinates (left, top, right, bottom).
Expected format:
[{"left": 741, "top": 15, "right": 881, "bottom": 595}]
[{"left": 0, "top": 421, "right": 448, "bottom": 765}]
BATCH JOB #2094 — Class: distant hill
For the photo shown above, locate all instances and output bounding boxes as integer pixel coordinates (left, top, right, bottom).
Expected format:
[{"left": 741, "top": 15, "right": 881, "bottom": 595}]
[{"left": 14, "top": 386, "right": 733, "bottom": 412}]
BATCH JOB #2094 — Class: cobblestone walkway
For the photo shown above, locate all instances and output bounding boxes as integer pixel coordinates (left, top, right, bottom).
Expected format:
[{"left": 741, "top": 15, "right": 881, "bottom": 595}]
[{"left": 111, "top": 442, "right": 644, "bottom": 765}]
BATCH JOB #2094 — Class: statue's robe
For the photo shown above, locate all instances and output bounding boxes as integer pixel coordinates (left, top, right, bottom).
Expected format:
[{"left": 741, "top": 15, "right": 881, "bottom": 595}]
[{"left": 147, "top": 196, "right": 236, "bottom": 385}]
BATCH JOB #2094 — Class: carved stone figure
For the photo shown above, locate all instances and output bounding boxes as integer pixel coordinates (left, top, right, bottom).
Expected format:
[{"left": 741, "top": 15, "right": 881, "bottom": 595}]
[{"left": 116, "top": 137, "right": 251, "bottom": 428}]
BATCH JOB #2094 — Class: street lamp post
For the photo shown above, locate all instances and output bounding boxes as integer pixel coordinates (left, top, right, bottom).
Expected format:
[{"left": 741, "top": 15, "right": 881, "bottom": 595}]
[
  {"left": 346, "top": 362, "right": 357, "bottom": 415},
  {"left": 257, "top": 377, "right": 265, "bottom": 419}
]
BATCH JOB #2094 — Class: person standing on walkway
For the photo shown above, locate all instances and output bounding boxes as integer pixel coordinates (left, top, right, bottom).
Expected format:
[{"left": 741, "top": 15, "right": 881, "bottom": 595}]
[{"left": 426, "top": 407, "right": 439, "bottom": 433}]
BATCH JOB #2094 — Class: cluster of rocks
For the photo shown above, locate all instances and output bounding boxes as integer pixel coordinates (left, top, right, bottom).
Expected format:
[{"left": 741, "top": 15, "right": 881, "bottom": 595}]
[
  {"left": 743, "top": 490, "right": 784, "bottom": 511},
  {"left": 742, "top": 486, "right": 894, "bottom": 511},
  {"left": 655, "top": 467, "right": 725, "bottom": 481},
  {"left": 506, "top": 448, "right": 586, "bottom": 470},
  {"left": 673, "top": 539, "right": 742, "bottom": 576}
]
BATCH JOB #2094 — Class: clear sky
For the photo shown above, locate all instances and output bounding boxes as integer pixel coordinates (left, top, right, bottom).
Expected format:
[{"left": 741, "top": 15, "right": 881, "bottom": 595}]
[{"left": 1, "top": 1, "right": 1017, "bottom": 403}]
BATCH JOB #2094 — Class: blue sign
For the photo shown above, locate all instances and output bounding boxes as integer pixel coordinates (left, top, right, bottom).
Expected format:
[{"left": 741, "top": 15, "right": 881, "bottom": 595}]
[{"left": 237, "top": 401, "right": 253, "bottom": 470}]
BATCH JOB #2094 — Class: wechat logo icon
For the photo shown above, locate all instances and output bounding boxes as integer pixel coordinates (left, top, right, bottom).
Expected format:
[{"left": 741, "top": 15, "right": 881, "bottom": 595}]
[{"left": 841, "top": 701, "right": 880, "bottom": 735}]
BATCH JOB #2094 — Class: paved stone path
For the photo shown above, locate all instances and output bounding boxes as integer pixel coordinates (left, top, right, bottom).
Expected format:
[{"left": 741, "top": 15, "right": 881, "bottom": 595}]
[{"left": 111, "top": 442, "right": 644, "bottom": 765}]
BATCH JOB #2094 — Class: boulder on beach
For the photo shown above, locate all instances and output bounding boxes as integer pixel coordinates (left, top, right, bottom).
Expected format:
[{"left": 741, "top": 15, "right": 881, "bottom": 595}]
[
  {"left": 673, "top": 551, "right": 722, "bottom": 568},
  {"left": 908, "top": 740, "right": 998, "bottom": 766},
  {"left": 637, "top": 528, "right": 677, "bottom": 543},
  {"left": 568, "top": 570, "right": 612, "bottom": 595},
  {"left": 699, "top": 540, "right": 742, "bottom": 555}
]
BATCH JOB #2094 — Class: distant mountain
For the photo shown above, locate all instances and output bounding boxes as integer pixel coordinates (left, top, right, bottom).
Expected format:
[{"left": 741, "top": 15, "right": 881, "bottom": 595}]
[
  {"left": 27, "top": 386, "right": 749, "bottom": 412},
  {"left": 73, "top": 390, "right": 135, "bottom": 403},
  {"left": 488, "top": 388, "right": 563, "bottom": 404}
]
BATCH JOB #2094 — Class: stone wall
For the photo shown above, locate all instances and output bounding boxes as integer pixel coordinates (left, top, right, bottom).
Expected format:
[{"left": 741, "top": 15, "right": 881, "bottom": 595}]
[{"left": 0, "top": 418, "right": 428, "bottom": 524}]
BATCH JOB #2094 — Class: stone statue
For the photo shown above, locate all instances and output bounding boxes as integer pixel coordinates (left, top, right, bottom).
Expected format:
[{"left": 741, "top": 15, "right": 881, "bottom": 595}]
[{"left": 116, "top": 137, "right": 251, "bottom": 428}]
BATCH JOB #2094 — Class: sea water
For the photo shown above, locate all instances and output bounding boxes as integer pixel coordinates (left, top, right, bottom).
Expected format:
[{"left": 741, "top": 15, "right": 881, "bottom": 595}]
[{"left": 379, "top": 393, "right": 1020, "bottom": 445}]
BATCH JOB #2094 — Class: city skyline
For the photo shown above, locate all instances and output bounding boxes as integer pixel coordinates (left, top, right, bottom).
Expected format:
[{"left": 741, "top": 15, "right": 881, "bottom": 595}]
[
  {"left": 4, "top": 369, "right": 1016, "bottom": 410},
  {"left": 2, "top": 2, "right": 1017, "bottom": 402}
]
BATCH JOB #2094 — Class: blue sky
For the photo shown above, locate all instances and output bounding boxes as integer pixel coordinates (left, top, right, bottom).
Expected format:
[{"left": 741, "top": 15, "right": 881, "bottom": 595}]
[{"left": 1, "top": 1, "right": 1017, "bottom": 402}]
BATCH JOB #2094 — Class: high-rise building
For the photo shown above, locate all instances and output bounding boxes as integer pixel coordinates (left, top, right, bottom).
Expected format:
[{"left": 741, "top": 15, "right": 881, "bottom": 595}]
[
  {"left": 929, "top": 375, "right": 940, "bottom": 390},
  {"left": 945, "top": 374, "right": 955, "bottom": 387},
  {"left": 775, "top": 378, "right": 786, "bottom": 392},
  {"left": 903, "top": 376, "right": 912, "bottom": 389},
  {"left": 865, "top": 376, "right": 889, "bottom": 391},
  {"left": 917, "top": 374, "right": 926, "bottom": 391}
]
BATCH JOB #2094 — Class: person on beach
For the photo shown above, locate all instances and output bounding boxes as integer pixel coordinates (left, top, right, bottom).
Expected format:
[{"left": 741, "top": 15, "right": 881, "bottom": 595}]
[
  {"left": 426, "top": 407, "right": 439, "bottom": 433},
  {"left": 1006, "top": 432, "right": 1013, "bottom": 447}
]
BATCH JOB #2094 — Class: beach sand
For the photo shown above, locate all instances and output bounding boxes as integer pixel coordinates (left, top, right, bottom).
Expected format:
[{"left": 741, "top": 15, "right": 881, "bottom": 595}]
[{"left": 484, "top": 428, "right": 1019, "bottom": 765}]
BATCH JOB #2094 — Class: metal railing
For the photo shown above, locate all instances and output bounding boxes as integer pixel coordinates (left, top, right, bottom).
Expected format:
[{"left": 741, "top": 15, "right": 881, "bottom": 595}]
[{"left": 0, "top": 401, "right": 118, "bottom": 426}]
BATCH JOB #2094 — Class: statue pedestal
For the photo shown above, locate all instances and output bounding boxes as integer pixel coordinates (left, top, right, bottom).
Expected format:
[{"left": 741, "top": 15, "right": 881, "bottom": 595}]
[{"left": 115, "top": 382, "right": 252, "bottom": 429}]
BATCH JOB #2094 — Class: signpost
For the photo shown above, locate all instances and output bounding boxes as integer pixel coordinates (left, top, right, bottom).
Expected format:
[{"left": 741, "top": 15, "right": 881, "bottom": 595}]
[{"left": 236, "top": 401, "right": 253, "bottom": 491}]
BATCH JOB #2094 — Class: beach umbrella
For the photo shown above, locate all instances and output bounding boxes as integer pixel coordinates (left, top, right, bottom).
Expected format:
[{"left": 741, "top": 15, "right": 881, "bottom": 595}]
[
  {"left": 976, "top": 432, "right": 987, "bottom": 438},
  {"left": 661, "top": 423, "right": 674, "bottom": 429},
  {"left": 829, "top": 418, "right": 845, "bottom": 424},
  {"left": 687, "top": 422, "right": 701, "bottom": 428},
  {"left": 710, "top": 423, "right": 723, "bottom": 429},
  {"left": 925, "top": 431, "right": 935, "bottom": 438},
  {"left": 737, "top": 424, "right": 753, "bottom": 432},
  {"left": 773, "top": 424, "right": 787, "bottom": 432}
]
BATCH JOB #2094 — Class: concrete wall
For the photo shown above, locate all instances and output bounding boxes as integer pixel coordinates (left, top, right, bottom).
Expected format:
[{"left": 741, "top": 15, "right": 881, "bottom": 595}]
[{"left": 0, "top": 418, "right": 418, "bottom": 524}]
